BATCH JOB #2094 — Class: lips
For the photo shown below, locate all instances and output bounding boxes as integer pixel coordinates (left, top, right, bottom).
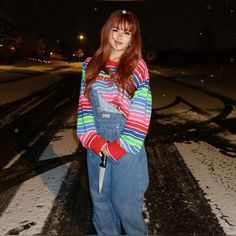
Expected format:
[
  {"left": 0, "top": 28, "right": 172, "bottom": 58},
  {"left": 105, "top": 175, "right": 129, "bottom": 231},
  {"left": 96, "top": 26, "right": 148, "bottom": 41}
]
[{"left": 115, "top": 41, "right": 123, "bottom": 45}]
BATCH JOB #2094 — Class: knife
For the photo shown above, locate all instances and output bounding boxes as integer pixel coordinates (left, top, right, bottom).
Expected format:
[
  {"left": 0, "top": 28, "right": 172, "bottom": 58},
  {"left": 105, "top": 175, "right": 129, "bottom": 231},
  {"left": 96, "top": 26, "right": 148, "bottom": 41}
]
[{"left": 98, "top": 152, "right": 107, "bottom": 194}]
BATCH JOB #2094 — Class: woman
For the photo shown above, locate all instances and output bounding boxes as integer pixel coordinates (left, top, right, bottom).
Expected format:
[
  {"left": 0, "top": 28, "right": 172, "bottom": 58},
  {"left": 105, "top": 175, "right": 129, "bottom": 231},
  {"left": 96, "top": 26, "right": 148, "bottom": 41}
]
[{"left": 77, "top": 9, "right": 152, "bottom": 235}]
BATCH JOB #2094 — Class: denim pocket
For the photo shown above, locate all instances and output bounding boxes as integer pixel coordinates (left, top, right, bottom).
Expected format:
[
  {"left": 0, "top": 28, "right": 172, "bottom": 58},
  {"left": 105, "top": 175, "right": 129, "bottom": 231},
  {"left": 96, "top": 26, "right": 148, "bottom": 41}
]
[{"left": 97, "top": 125, "right": 121, "bottom": 142}]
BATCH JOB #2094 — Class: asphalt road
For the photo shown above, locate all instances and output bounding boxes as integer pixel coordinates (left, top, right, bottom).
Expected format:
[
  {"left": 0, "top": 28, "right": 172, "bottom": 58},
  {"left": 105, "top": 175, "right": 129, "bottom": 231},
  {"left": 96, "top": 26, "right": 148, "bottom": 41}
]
[{"left": 0, "top": 66, "right": 235, "bottom": 235}]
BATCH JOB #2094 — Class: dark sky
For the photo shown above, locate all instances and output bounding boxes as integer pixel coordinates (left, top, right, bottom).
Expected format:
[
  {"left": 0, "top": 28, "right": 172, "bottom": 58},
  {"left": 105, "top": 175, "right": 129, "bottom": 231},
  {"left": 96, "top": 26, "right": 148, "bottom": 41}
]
[{"left": 3, "top": 0, "right": 236, "bottom": 53}]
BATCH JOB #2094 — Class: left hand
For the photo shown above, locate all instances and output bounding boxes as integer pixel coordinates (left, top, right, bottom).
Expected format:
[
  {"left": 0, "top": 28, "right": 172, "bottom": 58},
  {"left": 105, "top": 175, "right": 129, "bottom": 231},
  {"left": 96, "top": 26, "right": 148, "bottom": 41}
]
[{"left": 100, "top": 142, "right": 111, "bottom": 157}]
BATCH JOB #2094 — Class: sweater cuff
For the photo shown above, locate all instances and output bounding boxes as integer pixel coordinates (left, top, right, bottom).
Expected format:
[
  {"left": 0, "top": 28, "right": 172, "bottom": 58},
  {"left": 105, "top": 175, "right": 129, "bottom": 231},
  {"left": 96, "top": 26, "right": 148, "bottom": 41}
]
[
  {"left": 89, "top": 135, "right": 108, "bottom": 156},
  {"left": 107, "top": 139, "right": 127, "bottom": 161}
]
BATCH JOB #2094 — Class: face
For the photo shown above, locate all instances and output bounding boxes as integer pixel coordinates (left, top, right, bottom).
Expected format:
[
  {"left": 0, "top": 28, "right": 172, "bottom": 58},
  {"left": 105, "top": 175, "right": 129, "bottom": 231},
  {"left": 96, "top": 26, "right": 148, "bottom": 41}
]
[{"left": 109, "top": 26, "right": 132, "bottom": 53}]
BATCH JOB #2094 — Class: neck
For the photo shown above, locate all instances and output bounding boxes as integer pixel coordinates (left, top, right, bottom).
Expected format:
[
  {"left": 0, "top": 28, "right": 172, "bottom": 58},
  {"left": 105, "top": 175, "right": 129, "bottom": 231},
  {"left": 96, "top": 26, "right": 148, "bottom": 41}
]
[{"left": 109, "top": 50, "right": 124, "bottom": 62}]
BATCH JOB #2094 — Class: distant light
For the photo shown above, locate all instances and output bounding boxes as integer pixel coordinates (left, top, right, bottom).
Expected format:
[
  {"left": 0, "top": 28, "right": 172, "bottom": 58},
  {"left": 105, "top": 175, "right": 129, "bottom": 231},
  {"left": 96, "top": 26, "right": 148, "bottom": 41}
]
[
  {"left": 94, "top": 7, "right": 98, "bottom": 11},
  {"left": 199, "top": 32, "right": 203, "bottom": 36},
  {"left": 230, "top": 9, "right": 234, "bottom": 13},
  {"left": 230, "top": 58, "right": 234, "bottom": 63},
  {"left": 79, "top": 35, "right": 84, "bottom": 40},
  {"left": 50, "top": 52, "right": 53, "bottom": 55},
  {"left": 210, "top": 74, "right": 214, "bottom": 78},
  {"left": 56, "top": 39, "right": 60, "bottom": 43}
]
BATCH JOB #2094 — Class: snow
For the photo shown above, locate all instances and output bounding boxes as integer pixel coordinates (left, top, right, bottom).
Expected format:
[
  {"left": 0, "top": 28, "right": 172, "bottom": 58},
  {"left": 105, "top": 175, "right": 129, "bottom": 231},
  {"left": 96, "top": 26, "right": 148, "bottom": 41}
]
[
  {"left": 0, "top": 60, "right": 82, "bottom": 105},
  {"left": 0, "top": 62, "right": 80, "bottom": 234},
  {"left": 0, "top": 164, "right": 68, "bottom": 235},
  {"left": 150, "top": 64, "right": 236, "bottom": 234},
  {"left": 149, "top": 62, "right": 236, "bottom": 101},
  {"left": 39, "top": 117, "right": 78, "bottom": 161},
  {"left": 176, "top": 141, "right": 236, "bottom": 236},
  {"left": 0, "top": 60, "right": 235, "bottom": 234},
  {"left": 0, "top": 114, "right": 78, "bottom": 235}
]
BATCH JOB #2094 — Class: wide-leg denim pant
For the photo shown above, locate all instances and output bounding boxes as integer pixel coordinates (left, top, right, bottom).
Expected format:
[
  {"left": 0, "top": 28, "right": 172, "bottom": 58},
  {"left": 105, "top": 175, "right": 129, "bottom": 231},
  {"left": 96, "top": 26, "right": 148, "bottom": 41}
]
[{"left": 87, "top": 87, "right": 149, "bottom": 235}]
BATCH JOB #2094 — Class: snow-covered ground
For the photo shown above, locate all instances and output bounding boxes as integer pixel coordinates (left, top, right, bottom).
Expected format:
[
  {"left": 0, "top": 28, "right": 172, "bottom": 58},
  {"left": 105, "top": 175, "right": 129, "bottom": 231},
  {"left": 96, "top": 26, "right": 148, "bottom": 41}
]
[
  {"left": 0, "top": 60, "right": 82, "bottom": 234},
  {"left": 0, "top": 60, "right": 235, "bottom": 235},
  {"left": 150, "top": 65, "right": 236, "bottom": 235},
  {"left": 0, "top": 115, "right": 78, "bottom": 235},
  {"left": 0, "top": 60, "right": 82, "bottom": 105},
  {"left": 149, "top": 62, "right": 236, "bottom": 101},
  {"left": 176, "top": 141, "right": 236, "bottom": 235}
]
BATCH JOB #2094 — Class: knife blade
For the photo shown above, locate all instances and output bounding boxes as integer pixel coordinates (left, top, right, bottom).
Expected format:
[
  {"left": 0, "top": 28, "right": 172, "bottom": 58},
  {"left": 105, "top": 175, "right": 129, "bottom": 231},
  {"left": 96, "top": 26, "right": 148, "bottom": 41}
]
[{"left": 98, "top": 152, "right": 107, "bottom": 194}]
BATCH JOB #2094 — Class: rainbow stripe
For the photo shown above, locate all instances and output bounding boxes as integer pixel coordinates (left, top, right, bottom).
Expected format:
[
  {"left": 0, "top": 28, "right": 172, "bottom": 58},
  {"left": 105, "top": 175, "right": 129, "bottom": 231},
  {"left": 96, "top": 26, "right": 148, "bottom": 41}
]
[{"left": 77, "top": 57, "right": 152, "bottom": 156}]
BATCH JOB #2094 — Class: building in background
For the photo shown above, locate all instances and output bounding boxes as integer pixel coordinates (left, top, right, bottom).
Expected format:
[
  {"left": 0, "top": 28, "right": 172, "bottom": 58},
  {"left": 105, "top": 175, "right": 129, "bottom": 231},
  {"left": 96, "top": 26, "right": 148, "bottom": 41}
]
[{"left": 0, "top": 8, "right": 22, "bottom": 63}]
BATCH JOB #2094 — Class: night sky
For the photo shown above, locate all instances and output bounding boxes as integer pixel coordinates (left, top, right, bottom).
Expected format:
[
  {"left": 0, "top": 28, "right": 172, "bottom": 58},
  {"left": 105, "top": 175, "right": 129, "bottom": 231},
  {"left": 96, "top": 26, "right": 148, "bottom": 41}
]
[{"left": 2, "top": 0, "right": 236, "bottom": 53}]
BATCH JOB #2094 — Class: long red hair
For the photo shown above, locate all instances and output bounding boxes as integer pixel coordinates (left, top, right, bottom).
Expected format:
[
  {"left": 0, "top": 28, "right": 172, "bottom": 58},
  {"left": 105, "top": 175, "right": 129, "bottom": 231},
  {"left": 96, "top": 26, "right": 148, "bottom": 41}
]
[{"left": 85, "top": 10, "right": 142, "bottom": 97}]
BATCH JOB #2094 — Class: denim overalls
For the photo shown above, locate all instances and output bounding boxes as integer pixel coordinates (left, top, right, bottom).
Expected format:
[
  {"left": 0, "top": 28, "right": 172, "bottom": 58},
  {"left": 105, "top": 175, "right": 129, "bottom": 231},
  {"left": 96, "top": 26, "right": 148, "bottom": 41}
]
[{"left": 87, "top": 83, "right": 149, "bottom": 235}]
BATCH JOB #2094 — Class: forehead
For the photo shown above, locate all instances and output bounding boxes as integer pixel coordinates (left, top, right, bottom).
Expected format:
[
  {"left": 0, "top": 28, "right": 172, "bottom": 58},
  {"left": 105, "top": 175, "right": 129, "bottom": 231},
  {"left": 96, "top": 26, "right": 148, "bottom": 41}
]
[{"left": 113, "top": 19, "right": 133, "bottom": 31}]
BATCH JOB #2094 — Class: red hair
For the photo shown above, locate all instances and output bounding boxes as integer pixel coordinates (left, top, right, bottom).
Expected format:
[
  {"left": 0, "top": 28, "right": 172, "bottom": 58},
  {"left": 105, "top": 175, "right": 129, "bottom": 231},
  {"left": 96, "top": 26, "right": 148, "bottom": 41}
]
[{"left": 85, "top": 10, "right": 142, "bottom": 97}]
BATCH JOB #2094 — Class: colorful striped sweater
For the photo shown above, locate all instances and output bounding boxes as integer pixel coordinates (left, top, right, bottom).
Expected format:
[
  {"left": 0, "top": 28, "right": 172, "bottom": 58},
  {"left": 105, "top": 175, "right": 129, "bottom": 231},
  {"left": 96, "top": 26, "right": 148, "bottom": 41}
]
[{"left": 77, "top": 57, "right": 152, "bottom": 160}]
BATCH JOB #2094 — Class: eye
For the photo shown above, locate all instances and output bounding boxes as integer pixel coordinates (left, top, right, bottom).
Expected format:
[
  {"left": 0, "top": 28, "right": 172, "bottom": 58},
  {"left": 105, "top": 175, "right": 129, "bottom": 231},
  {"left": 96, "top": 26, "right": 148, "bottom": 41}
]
[
  {"left": 124, "top": 31, "right": 131, "bottom": 36},
  {"left": 112, "top": 28, "right": 118, "bottom": 32}
]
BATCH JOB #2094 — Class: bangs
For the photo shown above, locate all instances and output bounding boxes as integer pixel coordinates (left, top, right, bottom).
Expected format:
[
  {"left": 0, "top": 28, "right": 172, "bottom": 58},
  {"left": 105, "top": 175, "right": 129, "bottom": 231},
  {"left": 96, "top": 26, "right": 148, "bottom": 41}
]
[{"left": 112, "top": 15, "right": 136, "bottom": 33}]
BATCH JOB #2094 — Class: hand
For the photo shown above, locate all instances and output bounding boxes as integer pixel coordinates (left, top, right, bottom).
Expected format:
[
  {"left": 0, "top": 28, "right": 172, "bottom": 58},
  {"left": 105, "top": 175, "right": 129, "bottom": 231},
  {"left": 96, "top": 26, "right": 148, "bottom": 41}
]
[{"left": 100, "top": 142, "right": 110, "bottom": 157}]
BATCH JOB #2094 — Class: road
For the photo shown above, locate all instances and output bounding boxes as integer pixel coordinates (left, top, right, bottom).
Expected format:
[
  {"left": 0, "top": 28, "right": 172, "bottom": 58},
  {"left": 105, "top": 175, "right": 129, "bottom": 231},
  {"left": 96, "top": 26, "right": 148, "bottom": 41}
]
[
  {"left": 0, "top": 61, "right": 235, "bottom": 235},
  {"left": 145, "top": 70, "right": 235, "bottom": 235}
]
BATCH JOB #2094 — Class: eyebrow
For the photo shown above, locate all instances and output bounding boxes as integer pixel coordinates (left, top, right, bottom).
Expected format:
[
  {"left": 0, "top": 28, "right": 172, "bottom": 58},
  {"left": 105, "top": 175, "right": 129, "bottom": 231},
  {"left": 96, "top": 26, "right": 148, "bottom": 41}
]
[{"left": 113, "top": 26, "right": 131, "bottom": 32}]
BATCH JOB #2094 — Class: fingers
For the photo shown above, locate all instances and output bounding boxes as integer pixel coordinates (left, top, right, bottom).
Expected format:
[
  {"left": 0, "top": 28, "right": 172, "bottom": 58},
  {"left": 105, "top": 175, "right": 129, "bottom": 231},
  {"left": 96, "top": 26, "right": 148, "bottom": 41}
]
[
  {"left": 103, "top": 147, "right": 111, "bottom": 157},
  {"left": 100, "top": 142, "right": 111, "bottom": 157},
  {"left": 100, "top": 143, "right": 107, "bottom": 155}
]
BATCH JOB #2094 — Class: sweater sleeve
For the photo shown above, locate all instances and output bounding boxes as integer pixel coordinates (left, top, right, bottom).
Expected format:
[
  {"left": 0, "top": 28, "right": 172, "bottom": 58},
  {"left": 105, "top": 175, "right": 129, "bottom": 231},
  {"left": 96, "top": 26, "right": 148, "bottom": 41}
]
[
  {"left": 107, "top": 59, "right": 152, "bottom": 160},
  {"left": 77, "top": 58, "right": 108, "bottom": 156}
]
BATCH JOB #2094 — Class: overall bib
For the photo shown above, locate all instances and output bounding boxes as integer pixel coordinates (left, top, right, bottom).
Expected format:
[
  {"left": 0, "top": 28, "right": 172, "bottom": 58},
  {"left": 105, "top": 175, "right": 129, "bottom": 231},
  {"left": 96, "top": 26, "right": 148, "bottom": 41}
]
[{"left": 87, "top": 84, "right": 149, "bottom": 235}]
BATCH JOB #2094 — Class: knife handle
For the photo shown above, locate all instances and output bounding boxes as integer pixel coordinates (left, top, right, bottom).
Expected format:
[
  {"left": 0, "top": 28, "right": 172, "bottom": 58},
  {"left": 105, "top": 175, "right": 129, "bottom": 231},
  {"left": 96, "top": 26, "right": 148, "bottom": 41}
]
[{"left": 100, "top": 152, "right": 107, "bottom": 168}]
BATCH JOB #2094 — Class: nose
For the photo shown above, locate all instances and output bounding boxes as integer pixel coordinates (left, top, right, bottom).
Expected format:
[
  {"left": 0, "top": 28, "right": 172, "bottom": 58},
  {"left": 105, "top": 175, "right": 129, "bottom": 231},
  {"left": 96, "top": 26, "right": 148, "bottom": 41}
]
[{"left": 117, "top": 30, "right": 124, "bottom": 38}]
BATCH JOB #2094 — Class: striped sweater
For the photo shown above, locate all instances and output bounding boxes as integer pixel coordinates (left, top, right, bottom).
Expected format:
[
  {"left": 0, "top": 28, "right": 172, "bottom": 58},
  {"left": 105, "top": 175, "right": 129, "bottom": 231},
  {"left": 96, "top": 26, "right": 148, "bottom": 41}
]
[{"left": 77, "top": 57, "right": 152, "bottom": 160}]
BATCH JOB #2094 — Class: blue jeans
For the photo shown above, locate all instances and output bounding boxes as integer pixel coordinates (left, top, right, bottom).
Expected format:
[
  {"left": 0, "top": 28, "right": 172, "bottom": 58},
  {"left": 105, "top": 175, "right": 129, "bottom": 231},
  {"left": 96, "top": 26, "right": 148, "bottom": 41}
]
[{"left": 87, "top": 86, "right": 149, "bottom": 235}]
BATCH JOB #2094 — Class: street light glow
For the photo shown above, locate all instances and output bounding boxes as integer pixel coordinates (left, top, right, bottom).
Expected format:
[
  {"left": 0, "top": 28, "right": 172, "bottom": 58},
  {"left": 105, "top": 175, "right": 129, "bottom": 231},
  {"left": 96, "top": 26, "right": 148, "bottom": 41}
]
[{"left": 78, "top": 34, "right": 84, "bottom": 40}]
